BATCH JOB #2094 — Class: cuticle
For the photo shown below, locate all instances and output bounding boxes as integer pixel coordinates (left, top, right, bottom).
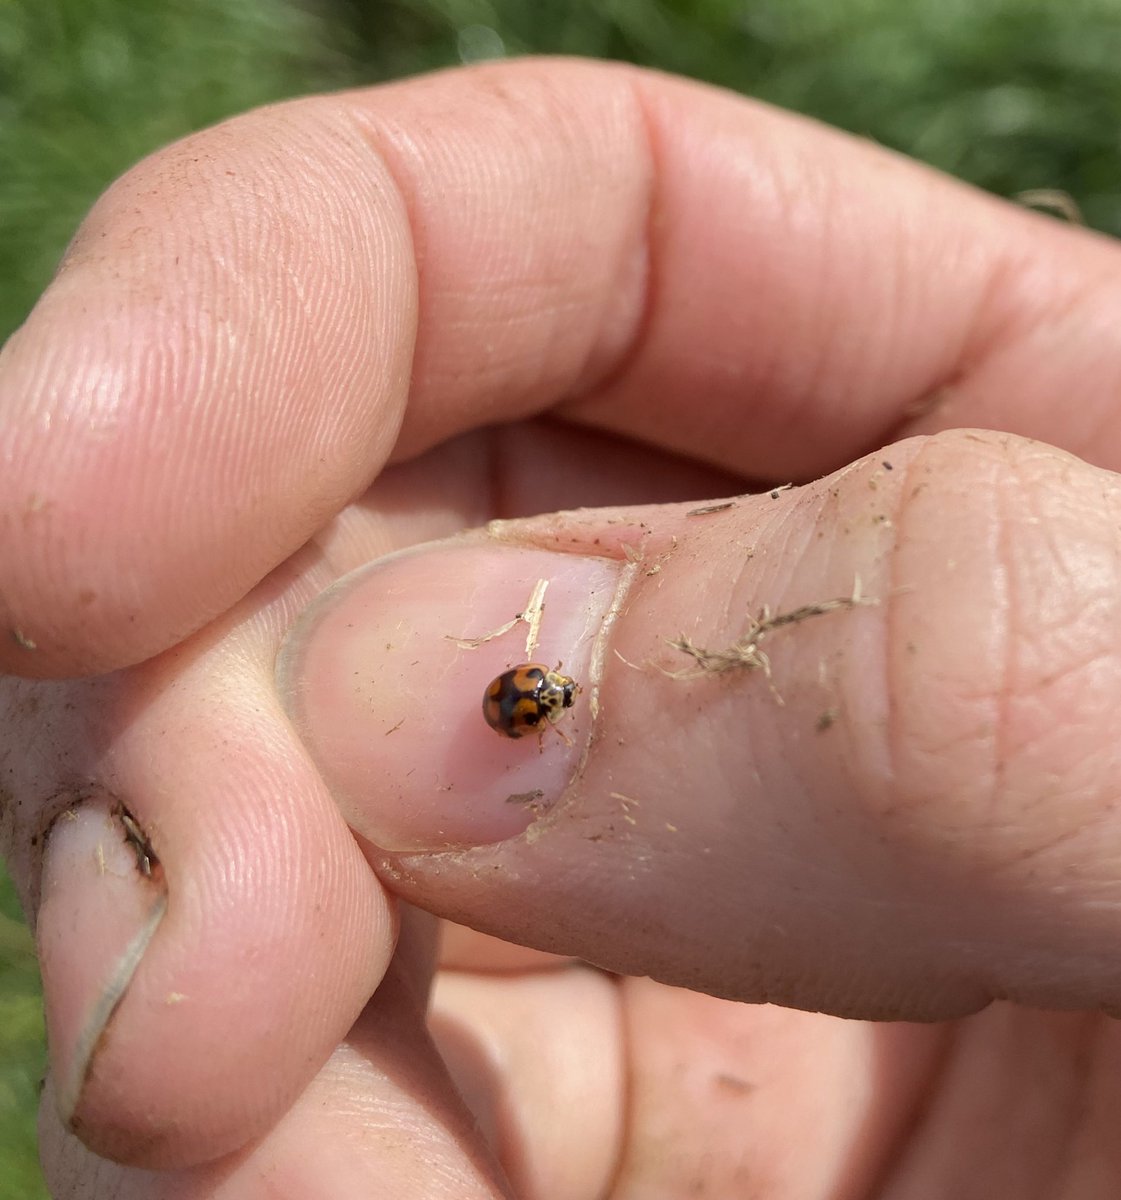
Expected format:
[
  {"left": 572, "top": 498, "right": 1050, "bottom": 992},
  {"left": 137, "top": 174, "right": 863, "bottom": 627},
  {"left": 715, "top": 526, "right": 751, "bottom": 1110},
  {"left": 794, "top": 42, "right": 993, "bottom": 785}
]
[{"left": 482, "top": 519, "right": 648, "bottom": 564}]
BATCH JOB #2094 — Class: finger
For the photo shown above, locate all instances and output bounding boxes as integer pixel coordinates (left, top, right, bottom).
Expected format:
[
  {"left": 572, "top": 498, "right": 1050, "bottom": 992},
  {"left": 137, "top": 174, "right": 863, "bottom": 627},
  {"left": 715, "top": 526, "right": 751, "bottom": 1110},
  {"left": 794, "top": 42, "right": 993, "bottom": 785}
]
[
  {"left": 5, "top": 438, "right": 505, "bottom": 1168},
  {"left": 7, "top": 62, "right": 1121, "bottom": 677},
  {"left": 279, "top": 428, "right": 1121, "bottom": 1021},
  {"left": 428, "top": 965, "right": 623, "bottom": 1200},
  {"left": 609, "top": 981, "right": 941, "bottom": 1198},
  {"left": 438, "top": 922, "right": 571, "bottom": 973},
  {"left": 7, "top": 428, "right": 734, "bottom": 1169},
  {"left": 11, "top": 615, "right": 394, "bottom": 1170},
  {"left": 39, "top": 948, "right": 513, "bottom": 1200}
]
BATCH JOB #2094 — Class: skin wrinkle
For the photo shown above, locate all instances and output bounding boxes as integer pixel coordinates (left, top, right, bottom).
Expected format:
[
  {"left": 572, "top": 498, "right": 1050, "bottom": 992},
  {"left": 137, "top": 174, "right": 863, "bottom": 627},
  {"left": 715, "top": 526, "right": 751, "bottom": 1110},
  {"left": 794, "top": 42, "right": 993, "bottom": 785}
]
[
  {"left": 881, "top": 446, "right": 1121, "bottom": 1002},
  {"left": 958, "top": 213, "right": 1065, "bottom": 379},
  {"left": 861, "top": 1026, "right": 960, "bottom": 1198},
  {"left": 722, "top": 110, "right": 825, "bottom": 428},
  {"left": 345, "top": 66, "right": 653, "bottom": 445},
  {"left": 881, "top": 446, "right": 922, "bottom": 854},
  {"left": 1070, "top": 353, "right": 1121, "bottom": 463},
  {"left": 864, "top": 200, "right": 910, "bottom": 397},
  {"left": 993, "top": 443, "right": 1023, "bottom": 845},
  {"left": 602, "top": 975, "right": 634, "bottom": 1200},
  {"left": 1005, "top": 255, "right": 1121, "bottom": 353},
  {"left": 652, "top": 79, "right": 1056, "bottom": 477},
  {"left": 899, "top": 440, "right": 1005, "bottom": 820},
  {"left": 947, "top": 227, "right": 1026, "bottom": 369},
  {"left": 986, "top": 451, "right": 1121, "bottom": 879},
  {"left": 1001, "top": 811, "right": 1112, "bottom": 880},
  {"left": 988, "top": 672, "right": 1121, "bottom": 880},
  {"left": 778, "top": 161, "right": 860, "bottom": 436},
  {"left": 578, "top": 72, "right": 660, "bottom": 407},
  {"left": 878, "top": 235, "right": 1020, "bottom": 452},
  {"left": 883, "top": 199, "right": 976, "bottom": 411},
  {"left": 1046, "top": 1021, "right": 1095, "bottom": 1200},
  {"left": 814, "top": 452, "right": 901, "bottom": 823},
  {"left": 902, "top": 252, "right": 1121, "bottom": 474},
  {"left": 1032, "top": 1016, "right": 1099, "bottom": 1200},
  {"left": 341, "top": 107, "right": 437, "bottom": 413},
  {"left": 1016, "top": 452, "right": 1121, "bottom": 636}
]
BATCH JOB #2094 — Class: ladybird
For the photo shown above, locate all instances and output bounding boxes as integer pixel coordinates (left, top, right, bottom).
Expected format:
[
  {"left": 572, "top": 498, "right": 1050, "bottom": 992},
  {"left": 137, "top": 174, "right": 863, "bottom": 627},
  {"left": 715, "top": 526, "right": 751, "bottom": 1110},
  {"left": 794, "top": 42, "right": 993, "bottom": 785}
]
[{"left": 482, "top": 663, "right": 578, "bottom": 739}]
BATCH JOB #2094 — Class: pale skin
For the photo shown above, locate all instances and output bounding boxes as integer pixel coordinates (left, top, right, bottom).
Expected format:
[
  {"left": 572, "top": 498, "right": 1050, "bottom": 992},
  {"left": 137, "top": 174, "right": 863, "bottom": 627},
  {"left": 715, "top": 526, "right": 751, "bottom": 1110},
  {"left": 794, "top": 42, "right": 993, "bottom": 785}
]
[{"left": 6, "top": 57, "right": 1121, "bottom": 1198}]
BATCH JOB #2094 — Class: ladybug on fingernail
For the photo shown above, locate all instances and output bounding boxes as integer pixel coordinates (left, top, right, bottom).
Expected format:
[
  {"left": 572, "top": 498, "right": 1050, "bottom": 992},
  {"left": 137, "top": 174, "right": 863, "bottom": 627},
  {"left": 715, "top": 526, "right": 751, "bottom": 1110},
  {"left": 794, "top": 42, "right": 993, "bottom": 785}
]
[{"left": 482, "top": 663, "right": 578, "bottom": 740}]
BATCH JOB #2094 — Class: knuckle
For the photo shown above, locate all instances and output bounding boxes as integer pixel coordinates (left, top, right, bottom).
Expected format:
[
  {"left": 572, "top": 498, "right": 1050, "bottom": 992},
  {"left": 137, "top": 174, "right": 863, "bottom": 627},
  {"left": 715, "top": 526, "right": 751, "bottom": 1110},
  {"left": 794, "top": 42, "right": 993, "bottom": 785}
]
[{"left": 885, "top": 433, "right": 1121, "bottom": 866}]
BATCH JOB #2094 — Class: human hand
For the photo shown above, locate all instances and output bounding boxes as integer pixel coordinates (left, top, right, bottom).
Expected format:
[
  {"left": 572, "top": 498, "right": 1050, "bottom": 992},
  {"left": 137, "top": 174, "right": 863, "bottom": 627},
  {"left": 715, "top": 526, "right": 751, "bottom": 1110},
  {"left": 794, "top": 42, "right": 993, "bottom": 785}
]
[{"left": 6, "top": 58, "right": 1121, "bottom": 1198}]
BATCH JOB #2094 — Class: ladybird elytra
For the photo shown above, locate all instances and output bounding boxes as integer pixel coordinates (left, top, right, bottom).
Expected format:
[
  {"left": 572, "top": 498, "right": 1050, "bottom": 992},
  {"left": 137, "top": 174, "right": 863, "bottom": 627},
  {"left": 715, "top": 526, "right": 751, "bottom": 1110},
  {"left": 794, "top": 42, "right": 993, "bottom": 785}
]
[{"left": 482, "top": 662, "right": 578, "bottom": 739}]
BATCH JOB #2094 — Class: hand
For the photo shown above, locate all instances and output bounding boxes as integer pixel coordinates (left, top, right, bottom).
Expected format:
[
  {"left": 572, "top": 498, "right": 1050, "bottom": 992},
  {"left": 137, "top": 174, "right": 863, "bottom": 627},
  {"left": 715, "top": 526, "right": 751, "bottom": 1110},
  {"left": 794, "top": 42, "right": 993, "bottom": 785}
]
[{"left": 5, "top": 58, "right": 1121, "bottom": 1199}]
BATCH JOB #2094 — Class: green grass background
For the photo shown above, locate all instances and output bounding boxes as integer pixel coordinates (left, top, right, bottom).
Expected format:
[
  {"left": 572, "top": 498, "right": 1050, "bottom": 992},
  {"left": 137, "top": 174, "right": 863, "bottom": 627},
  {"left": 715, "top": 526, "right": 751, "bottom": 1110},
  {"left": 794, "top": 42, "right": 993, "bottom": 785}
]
[{"left": 3, "top": 0, "right": 1120, "bottom": 1192}]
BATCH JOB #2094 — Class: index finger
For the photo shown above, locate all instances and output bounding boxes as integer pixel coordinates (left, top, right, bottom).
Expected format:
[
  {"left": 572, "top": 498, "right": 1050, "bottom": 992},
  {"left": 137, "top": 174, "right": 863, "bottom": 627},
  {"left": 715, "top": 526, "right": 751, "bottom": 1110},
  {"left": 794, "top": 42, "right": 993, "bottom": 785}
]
[{"left": 2, "top": 57, "right": 1119, "bottom": 677}]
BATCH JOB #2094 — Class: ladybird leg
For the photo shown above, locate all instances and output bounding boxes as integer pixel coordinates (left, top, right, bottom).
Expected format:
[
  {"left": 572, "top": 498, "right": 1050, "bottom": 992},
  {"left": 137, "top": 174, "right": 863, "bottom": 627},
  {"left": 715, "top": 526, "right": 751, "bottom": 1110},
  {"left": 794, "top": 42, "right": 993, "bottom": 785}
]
[
  {"left": 547, "top": 721, "right": 574, "bottom": 749},
  {"left": 534, "top": 723, "right": 572, "bottom": 753}
]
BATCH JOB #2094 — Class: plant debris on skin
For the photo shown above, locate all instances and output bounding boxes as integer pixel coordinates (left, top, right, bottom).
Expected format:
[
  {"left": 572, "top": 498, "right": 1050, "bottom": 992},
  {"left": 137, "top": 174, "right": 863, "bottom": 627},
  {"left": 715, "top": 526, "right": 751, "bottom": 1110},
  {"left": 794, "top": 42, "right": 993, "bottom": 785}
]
[{"left": 665, "top": 580, "right": 875, "bottom": 683}]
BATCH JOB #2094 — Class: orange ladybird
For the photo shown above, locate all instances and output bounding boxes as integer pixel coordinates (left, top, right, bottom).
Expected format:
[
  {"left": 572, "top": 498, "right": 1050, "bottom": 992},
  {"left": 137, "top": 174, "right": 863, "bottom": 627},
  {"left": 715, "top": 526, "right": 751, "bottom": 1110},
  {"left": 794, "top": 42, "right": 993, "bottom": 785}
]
[{"left": 482, "top": 663, "right": 577, "bottom": 739}]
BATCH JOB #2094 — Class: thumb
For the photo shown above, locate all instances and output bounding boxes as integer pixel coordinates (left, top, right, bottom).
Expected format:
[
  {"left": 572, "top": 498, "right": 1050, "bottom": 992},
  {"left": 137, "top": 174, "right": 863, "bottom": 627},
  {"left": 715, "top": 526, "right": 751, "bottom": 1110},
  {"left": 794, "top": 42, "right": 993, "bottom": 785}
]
[{"left": 277, "top": 429, "right": 1121, "bottom": 1021}]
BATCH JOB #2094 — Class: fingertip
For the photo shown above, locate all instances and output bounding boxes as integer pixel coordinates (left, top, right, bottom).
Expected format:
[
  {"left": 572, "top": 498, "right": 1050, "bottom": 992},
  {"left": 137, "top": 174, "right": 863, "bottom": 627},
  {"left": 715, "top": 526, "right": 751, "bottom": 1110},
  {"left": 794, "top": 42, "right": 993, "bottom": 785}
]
[
  {"left": 30, "top": 665, "right": 396, "bottom": 1168},
  {"left": 277, "top": 537, "right": 630, "bottom": 851},
  {"left": 0, "top": 94, "right": 419, "bottom": 678},
  {"left": 286, "top": 433, "right": 1121, "bottom": 1023},
  {"left": 37, "top": 800, "right": 168, "bottom": 1132}
]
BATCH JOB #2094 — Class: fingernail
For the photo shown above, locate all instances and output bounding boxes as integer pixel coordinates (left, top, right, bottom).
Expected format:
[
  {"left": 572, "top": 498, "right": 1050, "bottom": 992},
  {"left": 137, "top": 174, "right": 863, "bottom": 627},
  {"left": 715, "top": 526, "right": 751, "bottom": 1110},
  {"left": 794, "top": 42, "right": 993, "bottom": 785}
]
[
  {"left": 277, "top": 539, "right": 629, "bottom": 851},
  {"left": 37, "top": 800, "right": 166, "bottom": 1125}
]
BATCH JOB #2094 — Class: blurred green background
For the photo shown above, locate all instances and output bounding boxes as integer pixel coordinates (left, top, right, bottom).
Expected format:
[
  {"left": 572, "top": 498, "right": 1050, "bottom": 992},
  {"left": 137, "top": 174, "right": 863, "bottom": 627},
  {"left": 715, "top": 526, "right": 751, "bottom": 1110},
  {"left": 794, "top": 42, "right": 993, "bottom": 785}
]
[{"left": 2, "top": 0, "right": 1120, "bottom": 1192}]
